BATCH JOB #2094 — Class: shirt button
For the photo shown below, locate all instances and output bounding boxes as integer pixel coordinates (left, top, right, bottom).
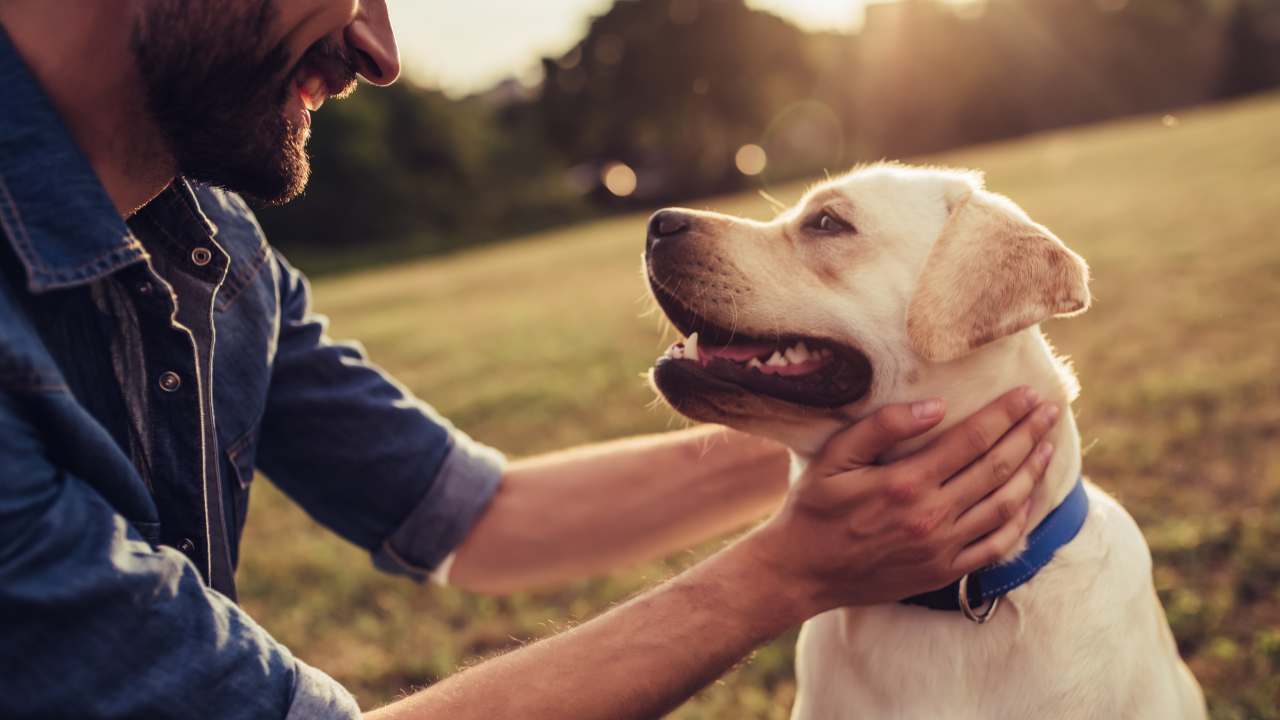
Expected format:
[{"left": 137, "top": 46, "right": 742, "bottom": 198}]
[
  {"left": 178, "top": 538, "right": 196, "bottom": 555},
  {"left": 158, "top": 371, "right": 182, "bottom": 393},
  {"left": 191, "top": 247, "right": 213, "bottom": 267},
  {"left": 136, "top": 281, "right": 153, "bottom": 296}
]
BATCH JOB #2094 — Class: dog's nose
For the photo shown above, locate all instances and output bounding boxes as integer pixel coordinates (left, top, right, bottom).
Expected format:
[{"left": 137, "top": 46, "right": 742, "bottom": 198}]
[{"left": 647, "top": 210, "right": 691, "bottom": 252}]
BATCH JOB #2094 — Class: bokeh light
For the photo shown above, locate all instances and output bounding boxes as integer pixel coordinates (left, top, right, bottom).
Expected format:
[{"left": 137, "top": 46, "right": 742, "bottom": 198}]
[
  {"left": 735, "top": 144, "right": 768, "bottom": 176},
  {"left": 602, "top": 162, "right": 638, "bottom": 197}
]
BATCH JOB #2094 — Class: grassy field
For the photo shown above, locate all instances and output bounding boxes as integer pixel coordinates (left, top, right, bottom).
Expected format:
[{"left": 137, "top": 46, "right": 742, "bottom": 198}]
[{"left": 238, "top": 94, "right": 1280, "bottom": 718}]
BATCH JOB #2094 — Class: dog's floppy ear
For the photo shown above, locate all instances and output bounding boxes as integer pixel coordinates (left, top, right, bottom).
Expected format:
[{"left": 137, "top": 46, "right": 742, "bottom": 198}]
[{"left": 906, "top": 185, "right": 1090, "bottom": 363}]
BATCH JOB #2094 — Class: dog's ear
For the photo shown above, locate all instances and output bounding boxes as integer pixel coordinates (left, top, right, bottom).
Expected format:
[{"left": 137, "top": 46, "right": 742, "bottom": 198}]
[{"left": 906, "top": 186, "right": 1090, "bottom": 363}]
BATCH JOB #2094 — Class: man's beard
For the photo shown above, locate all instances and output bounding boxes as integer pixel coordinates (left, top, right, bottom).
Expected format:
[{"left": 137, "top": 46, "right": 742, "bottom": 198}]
[{"left": 130, "top": 0, "right": 353, "bottom": 206}]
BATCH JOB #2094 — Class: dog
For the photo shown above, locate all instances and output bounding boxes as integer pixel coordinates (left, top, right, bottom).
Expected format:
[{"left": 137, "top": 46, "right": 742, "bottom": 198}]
[{"left": 643, "top": 164, "right": 1205, "bottom": 719}]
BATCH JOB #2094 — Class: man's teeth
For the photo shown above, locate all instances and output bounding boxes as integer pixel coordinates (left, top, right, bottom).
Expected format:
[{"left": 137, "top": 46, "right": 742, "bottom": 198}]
[{"left": 299, "top": 75, "right": 326, "bottom": 112}]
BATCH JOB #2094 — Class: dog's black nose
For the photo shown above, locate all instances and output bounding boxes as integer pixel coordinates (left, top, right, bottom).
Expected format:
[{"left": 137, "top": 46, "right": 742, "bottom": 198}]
[
  {"left": 650, "top": 210, "right": 689, "bottom": 238},
  {"left": 647, "top": 210, "right": 691, "bottom": 252}
]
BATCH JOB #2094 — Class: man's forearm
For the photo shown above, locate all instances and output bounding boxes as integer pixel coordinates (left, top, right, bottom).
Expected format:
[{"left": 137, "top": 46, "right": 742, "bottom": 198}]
[
  {"left": 367, "top": 535, "right": 806, "bottom": 720},
  {"left": 449, "top": 426, "right": 790, "bottom": 594}
]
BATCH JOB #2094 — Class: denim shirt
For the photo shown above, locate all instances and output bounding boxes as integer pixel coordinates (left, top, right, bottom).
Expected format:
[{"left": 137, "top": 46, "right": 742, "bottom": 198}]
[{"left": 0, "top": 27, "right": 503, "bottom": 719}]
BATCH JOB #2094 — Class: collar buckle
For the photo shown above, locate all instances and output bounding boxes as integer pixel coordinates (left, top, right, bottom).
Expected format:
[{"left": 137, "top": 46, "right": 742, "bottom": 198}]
[{"left": 958, "top": 573, "right": 1000, "bottom": 624}]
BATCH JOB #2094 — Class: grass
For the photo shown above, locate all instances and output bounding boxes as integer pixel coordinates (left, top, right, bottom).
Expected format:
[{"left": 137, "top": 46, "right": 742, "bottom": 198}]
[{"left": 238, "top": 93, "right": 1280, "bottom": 718}]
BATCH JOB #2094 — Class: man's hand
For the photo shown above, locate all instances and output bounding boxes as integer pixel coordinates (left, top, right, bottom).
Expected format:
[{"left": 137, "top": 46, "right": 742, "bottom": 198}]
[{"left": 748, "top": 386, "right": 1060, "bottom": 614}]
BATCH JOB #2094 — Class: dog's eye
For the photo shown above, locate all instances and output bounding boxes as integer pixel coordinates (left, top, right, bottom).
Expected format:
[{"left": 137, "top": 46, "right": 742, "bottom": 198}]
[{"left": 806, "top": 211, "right": 854, "bottom": 235}]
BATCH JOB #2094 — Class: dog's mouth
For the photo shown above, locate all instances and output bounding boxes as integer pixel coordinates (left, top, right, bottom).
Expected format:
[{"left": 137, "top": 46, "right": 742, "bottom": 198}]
[{"left": 650, "top": 284, "right": 872, "bottom": 408}]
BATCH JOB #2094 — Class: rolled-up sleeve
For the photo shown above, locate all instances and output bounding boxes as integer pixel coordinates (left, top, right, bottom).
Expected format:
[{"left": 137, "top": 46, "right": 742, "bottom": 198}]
[
  {"left": 256, "top": 252, "right": 503, "bottom": 580},
  {"left": 0, "top": 392, "right": 361, "bottom": 719}
]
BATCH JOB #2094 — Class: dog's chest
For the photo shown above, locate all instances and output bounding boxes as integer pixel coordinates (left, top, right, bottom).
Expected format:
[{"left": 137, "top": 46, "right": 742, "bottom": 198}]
[
  {"left": 788, "top": 488, "right": 1194, "bottom": 720},
  {"left": 792, "top": 601, "right": 1065, "bottom": 719}
]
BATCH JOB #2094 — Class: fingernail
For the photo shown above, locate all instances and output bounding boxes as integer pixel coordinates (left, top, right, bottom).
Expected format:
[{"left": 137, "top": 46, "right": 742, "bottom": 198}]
[
  {"left": 1037, "top": 441, "right": 1055, "bottom": 463},
  {"left": 1043, "top": 404, "right": 1061, "bottom": 423},
  {"left": 912, "top": 398, "right": 944, "bottom": 419}
]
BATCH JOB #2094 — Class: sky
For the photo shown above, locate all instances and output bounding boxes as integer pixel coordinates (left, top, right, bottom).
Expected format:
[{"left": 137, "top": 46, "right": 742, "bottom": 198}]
[{"left": 387, "top": 0, "right": 871, "bottom": 96}]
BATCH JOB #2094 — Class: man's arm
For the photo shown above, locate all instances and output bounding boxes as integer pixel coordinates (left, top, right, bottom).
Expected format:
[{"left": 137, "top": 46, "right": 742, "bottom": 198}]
[
  {"left": 259, "top": 250, "right": 786, "bottom": 593},
  {"left": 371, "top": 388, "right": 1059, "bottom": 720},
  {"left": 0, "top": 390, "right": 360, "bottom": 719},
  {"left": 449, "top": 425, "right": 789, "bottom": 594}
]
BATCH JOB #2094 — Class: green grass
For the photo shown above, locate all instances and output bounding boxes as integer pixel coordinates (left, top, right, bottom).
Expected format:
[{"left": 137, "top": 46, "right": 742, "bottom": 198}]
[{"left": 238, "top": 94, "right": 1280, "bottom": 718}]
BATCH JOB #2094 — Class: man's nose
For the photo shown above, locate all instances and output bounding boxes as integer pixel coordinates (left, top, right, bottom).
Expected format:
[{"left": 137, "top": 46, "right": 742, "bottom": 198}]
[
  {"left": 647, "top": 209, "right": 693, "bottom": 253},
  {"left": 346, "top": 0, "right": 400, "bottom": 85}
]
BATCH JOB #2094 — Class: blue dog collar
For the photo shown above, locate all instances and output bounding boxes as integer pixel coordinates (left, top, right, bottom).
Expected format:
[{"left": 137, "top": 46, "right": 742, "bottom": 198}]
[{"left": 901, "top": 476, "right": 1089, "bottom": 620}]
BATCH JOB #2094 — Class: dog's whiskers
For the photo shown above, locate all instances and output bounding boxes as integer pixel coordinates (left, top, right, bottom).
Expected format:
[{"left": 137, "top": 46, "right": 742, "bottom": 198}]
[{"left": 759, "top": 189, "right": 788, "bottom": 215}]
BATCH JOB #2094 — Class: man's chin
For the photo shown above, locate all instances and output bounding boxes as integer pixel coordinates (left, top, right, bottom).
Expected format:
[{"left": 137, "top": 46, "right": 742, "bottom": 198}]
[{"left": 192, "top": 143, "right": 310, "bottom": 206}]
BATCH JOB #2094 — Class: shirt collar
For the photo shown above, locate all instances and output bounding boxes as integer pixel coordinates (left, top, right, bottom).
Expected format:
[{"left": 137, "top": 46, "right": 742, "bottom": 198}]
[{"left": 0, "top": 24, "right": 147, "bottom": 293}]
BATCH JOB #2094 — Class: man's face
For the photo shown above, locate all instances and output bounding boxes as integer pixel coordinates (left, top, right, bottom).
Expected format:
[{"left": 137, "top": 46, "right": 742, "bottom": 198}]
[{"left": 131, "top": 0, "right": 399, "bottom": 206}]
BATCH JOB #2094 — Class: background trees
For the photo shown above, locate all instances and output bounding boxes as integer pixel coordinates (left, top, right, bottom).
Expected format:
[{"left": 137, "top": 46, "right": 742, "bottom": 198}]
[{"left": 256, "top": 0, "right": 1280, "bottom": 268}]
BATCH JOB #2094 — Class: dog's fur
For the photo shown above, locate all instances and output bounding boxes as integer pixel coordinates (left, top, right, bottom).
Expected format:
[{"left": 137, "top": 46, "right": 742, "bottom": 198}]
[{"left": 645, "top": 164, "right": 1205, "bottom": 718}]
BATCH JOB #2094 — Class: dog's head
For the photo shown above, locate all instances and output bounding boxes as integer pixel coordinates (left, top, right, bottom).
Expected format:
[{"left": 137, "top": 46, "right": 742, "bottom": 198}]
[{"left": 644, "top": 164, "right": 1090, "bottom": 454}]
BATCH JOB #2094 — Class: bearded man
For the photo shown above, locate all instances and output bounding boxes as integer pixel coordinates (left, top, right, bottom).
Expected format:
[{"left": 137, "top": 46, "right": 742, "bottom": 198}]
[{"left": 0, "top": 2, "right": 1059, "bottom": 718}]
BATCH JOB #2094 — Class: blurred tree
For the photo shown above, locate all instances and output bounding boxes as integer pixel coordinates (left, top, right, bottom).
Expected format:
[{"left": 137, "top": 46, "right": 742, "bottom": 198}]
[
  {"left": 257, "top": 82, "right": 585, "bottom": 263},
  {"left": 1218, "top": 0, "right": 1280, "bottom": 99},
  {"left": 537, "top": 0, "right": 828, "bottom": 201}
]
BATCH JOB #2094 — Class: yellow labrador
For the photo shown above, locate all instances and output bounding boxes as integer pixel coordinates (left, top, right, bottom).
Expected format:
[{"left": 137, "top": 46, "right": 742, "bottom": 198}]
[{"left": 643, "top": 164, "right": 1204, "bottom": 719}]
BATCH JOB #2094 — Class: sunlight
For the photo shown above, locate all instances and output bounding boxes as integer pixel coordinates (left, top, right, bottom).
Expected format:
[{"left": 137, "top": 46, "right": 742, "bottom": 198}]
[{"left": 745, "top": 0, "right": 868, "bottom": 32}]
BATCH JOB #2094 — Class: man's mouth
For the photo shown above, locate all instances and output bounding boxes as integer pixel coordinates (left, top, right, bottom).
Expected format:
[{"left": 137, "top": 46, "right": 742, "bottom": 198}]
[
  {"left": 650, "top": 285, "right": 873, "bottom": 408},
  {"left": 287, "top": 40, "right": 358, "bottom": 118},
  {"left": 296, "top": 72, "right": 327, "bottom": 112}
]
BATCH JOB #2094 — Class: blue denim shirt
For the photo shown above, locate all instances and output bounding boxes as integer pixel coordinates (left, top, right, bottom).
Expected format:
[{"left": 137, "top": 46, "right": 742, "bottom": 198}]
[{"left": 0, "top": 26, "right": 503, "bottom": 719}]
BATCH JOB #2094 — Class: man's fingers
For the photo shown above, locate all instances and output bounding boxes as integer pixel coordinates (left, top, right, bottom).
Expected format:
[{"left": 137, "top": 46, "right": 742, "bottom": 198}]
[
  {"left": 951, "top": 499, "right": 1032, "bottom": 575},
  {"left": 942, "top": 402, "right": 1060, "bottom": 510},
  {"left": 817, "top": 399, "right": 946, "bottom": 473},
  {"left": 909, "top": 386, "right": 1041, "bottom": 484},
  {"left": 951, "top": 440, "right": 1052, "bottom": 541}
]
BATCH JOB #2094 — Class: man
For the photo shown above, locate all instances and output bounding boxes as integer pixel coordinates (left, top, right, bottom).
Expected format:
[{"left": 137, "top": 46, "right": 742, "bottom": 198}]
[{"left": 0, "top": 2, "right": 1061, "bottom": 718}]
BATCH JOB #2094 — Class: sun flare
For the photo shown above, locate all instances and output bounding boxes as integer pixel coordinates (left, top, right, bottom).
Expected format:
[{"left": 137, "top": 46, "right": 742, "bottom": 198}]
[{"left": 746, "top": 0, "right": 868, "bottom": 32}]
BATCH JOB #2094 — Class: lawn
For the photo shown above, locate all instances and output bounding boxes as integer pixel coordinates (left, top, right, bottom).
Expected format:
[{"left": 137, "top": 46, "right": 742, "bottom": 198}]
[{"left": 238, "top": 93, "right": 1280, "bottom": 718}]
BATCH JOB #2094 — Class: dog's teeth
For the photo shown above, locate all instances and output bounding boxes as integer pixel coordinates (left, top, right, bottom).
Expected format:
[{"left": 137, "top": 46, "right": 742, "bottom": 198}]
[
  {"left": 767, "top": 351, "right": 788, "bottom": 367},
  {"left": 685, "top": 333, "right": 700, "bottom": 362},
  {"left": 785, "top": 345, "right": 810, "bottom": 364},
  {"left": 748, "top": 357, "right": 764, "bottom": 370}
]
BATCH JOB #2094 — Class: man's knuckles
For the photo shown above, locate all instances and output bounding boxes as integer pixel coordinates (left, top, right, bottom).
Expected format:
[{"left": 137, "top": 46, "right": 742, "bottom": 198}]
[
  {"left": 901, "top": 506, "right": 946, "bottom": 541},
  {"left": 885, "top": 475, "right": 921, "bottom": 505},
  {"left": 988, "top": 455, "right": 1015, "bottom": 483}
]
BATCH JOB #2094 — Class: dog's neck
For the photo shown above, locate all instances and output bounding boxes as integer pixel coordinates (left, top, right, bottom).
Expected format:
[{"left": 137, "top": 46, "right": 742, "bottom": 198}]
[{"left": 793, "top": 328, "right": 1083, "bottom": 547}]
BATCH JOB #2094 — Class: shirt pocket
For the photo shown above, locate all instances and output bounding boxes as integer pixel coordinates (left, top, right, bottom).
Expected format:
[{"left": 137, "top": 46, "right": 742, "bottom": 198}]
[{"left": 224, "top": 424, "right": 260, "bottom": 544}]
